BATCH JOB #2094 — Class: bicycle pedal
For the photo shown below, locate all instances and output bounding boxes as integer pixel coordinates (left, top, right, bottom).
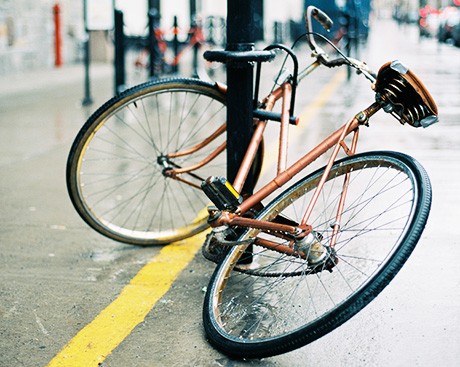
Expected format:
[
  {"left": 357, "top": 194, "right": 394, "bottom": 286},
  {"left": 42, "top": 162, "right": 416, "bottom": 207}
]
[
  {"left": 202, "top": 232, "right": 229, "bottom": 264},
  {"left": 201, "top": 176, "right": 243, "bottom": 212}
]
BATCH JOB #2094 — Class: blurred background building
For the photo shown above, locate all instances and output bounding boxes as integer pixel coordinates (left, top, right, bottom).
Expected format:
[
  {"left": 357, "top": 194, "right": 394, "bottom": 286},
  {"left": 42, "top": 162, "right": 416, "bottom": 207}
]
[{"left": 0, "top": 0, "right": 459, "bottom": 76}]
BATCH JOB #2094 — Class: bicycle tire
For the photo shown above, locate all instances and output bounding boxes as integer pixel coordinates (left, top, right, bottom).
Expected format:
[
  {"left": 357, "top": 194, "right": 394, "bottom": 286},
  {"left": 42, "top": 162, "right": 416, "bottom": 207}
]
[
  {"left": 67, "top": 78, "right": 260, "bottom": 245},
  {"left": 203, "top": 151, "right": 431, "bottom": 358}
]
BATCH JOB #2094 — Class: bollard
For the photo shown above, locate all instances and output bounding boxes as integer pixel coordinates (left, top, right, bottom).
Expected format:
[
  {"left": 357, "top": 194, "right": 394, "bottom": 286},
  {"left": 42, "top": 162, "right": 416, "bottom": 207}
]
[
  {"left": 53, "top": 3, "right": 63, "bottom": 67},
  {"left": 148, "top": 9, "right": 162, "bottom": 78},
  {"left": 274, "top": 21, "right": 282, "bottom": 43},
  {"left": 207, "top": 16, "right": 215, "bottom": 45},
  {"left": 82, "top": 32, "right": 93, "bottom": 106},
  {"left": 172, "top": 16, "right": 180, "bottom": 73},
  {"left": 190, "top": 17, "right": 202, "bottom": 78},
  {"left": 114, "top": 9, "right": 126, "bottom": 94},
  {"left": 82, "top": 0, "right": 92, "bottom": 106}
]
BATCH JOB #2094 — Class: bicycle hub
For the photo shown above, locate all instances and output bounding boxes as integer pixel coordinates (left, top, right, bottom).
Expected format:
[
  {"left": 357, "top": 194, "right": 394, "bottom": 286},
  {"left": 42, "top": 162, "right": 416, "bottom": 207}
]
[
  {"left": 157, "top": 155, "right": 174, "bottom": 176},
  {"left": 294, "top": 231, "right": 327, "bottom": 265}
]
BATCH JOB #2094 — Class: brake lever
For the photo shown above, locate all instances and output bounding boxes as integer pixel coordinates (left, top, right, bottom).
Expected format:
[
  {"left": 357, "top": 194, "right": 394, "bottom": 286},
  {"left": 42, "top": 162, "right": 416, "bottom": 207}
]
[
  {"left": 304, "top": 6, "right": 377, "bottom": 84},
  {"left": 347, "top": 57, "right": 377, "bottom": 83}
]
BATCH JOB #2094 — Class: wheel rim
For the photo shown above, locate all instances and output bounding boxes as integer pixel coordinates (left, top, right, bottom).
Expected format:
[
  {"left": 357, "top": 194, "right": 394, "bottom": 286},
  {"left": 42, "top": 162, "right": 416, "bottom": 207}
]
[
  {"left": 209, "top": 154, "right": 420, "bottom": 343},
  {"left": 73, "top": 85, "right": 227, "bottom": 244}
]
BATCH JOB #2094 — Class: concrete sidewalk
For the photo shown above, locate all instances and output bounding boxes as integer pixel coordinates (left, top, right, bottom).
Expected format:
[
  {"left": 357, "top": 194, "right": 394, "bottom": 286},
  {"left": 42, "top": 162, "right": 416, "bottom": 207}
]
[
  {"left": 0, "top": 62, "right": 113, "bottom": 108},
  {"left": 0, "top": 63, "right": 113, "bottom": 97},
  {"left": 1, "top": 19, "right": 460, "bottom": 367}
]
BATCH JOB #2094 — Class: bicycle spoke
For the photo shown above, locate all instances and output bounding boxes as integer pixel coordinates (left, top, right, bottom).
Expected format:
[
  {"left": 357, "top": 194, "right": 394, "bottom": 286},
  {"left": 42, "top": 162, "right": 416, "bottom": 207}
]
[
  {"left": 205, "top": 152, "right": 431, "bottom": 357},
  {"left": 68, "top": 80, "right": 228, "bottom": 244}
]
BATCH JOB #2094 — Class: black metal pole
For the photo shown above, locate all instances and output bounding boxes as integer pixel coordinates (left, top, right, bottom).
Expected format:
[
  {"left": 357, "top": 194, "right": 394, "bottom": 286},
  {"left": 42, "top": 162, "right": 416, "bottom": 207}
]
[
  {"left": 82, "top": 0, "right": 93, "bottom": 106},
  {"left": 148, "top": 0, "right": 161, "bottom": 13},
  {"left": 208, "top": 16, "right": 215, "bottom": 45},
  {"left": 172, "top": 16, "right": 179, "bottom": 74},
  {"left": 189, "top": 0, "right": 199, "bottom": 77},
  {"left": 114, "top": 9, "right": 126, "bottom": 94},
  {"left": 148, "top": 10, "right": 155, "bottom": 78},
  {"left": 191, "top": 18, "right": 200, "bottom": 78},
  {"left": 82, "top": 32, "right": 93, "bottom": 106},
  {"left": 189, "top": 0, "right": 196, "bottom": 22},
  {"left": 226, "top": 0, "right": 256, "bottom": 195},
  {"left": 148, "top": 9, "right": 161, "bottom": 79}
]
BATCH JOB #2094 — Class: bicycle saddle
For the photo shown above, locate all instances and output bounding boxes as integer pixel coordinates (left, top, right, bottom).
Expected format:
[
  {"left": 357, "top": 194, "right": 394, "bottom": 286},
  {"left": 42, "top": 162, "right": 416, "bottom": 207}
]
[{"left": 374, "top": 60, "right": 438, "bottom": 128}]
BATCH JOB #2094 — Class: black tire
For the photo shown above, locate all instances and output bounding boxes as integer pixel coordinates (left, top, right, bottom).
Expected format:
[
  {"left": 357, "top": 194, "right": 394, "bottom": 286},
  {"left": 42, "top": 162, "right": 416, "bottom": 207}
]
[
  {"left": 203, "top": 151, "right": 431, "bottom": 358},
  {"left": 67, "top": 78, "right": 232, "bottom": 245}
]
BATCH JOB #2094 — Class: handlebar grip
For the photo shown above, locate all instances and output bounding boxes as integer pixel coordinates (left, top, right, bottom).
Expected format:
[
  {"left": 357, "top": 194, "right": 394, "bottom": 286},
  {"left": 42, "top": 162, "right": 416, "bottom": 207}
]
[
  {"left": 326, "top": 58, "right": 349, "bottom": 67},
  {"left": 311, "top": 6, "right": 333, "bottom": 31}
]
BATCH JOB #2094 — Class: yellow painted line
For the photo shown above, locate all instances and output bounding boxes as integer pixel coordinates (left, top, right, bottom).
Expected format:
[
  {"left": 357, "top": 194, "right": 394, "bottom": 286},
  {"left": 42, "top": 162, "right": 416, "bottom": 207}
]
[
  {"left": 260, "top": 68, "right": 347, "bottom": 174},
  {"left": 297, "top": 68, "right": 347, "bottom": 126},
  {"left": 46, "top": 232, "right": 207, "bottom": 367}
]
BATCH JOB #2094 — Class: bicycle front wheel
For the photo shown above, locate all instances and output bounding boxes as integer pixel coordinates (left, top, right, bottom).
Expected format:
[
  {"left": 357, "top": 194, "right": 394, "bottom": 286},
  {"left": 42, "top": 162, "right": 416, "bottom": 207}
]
[
  {"left": 67, "top": 78, "right": 227, "bottom": 245},
  {"left": 203, "top": 151, "right": 431, "bottom": 358}
]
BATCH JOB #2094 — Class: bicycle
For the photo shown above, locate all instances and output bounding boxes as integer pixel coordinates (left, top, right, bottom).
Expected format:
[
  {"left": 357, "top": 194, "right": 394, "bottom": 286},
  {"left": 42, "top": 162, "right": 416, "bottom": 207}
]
[
  {"left": 66, "top": 6, "right": 438, "bottom": 359},
  {"left": 134, "top": 14, "right": 221, "bottom": 79}
]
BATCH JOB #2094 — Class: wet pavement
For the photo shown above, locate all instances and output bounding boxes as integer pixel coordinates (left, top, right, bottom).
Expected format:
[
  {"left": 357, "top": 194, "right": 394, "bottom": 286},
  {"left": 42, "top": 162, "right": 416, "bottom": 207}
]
[{"left": 1, "top": 18, "right": 460, "bottom": 366}]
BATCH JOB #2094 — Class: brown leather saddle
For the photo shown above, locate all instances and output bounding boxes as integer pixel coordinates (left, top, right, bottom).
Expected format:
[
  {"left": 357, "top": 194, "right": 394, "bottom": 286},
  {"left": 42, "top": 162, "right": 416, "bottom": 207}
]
[{"left": 374, "top": 60, "right": 438, "bottom": 128}]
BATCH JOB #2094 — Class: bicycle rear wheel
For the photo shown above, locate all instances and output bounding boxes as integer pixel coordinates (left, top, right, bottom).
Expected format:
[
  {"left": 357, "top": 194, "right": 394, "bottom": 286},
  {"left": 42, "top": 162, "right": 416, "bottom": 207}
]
[
  {"left": 203, "top": 151, "right": 431, "bottom": 358},
  {"left": 67, "top": 78, "right": 229, "bottom": 245}
]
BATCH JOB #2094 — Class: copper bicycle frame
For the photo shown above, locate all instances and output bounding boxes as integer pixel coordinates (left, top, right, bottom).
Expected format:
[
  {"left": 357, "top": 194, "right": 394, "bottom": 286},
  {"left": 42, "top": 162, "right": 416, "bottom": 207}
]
[{"left": 164, "top": 61, "right": 382, "bottom": 253}]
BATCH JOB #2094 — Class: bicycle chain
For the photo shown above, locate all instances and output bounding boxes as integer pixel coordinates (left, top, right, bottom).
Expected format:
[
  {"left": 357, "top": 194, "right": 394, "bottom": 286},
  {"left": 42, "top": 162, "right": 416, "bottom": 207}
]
[
  {"left": 202, "top": 232, "right": 337, "bottom": 277},
  {"left": 234, "top": 246, "right": 337, "bottom": 277}
]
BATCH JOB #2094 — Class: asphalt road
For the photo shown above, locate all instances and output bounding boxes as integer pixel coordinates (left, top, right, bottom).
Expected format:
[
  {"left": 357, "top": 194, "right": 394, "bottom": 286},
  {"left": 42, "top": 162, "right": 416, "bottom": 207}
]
[{"left": 1, "top": 19, "right": 459, "bottom": 366}]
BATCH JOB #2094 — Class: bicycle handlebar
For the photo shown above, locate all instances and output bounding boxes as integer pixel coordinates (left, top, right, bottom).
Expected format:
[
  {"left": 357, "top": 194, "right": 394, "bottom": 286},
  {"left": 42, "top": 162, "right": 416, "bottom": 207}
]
[
  {"left": 304, "top": 6, "right": 377, "bottom": 82},
  {"left": 304, "top": 6, "right": 330, "bottom": 62},
  {"left": 309, "top": 7, "right": 333, "bottom": 32}
]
